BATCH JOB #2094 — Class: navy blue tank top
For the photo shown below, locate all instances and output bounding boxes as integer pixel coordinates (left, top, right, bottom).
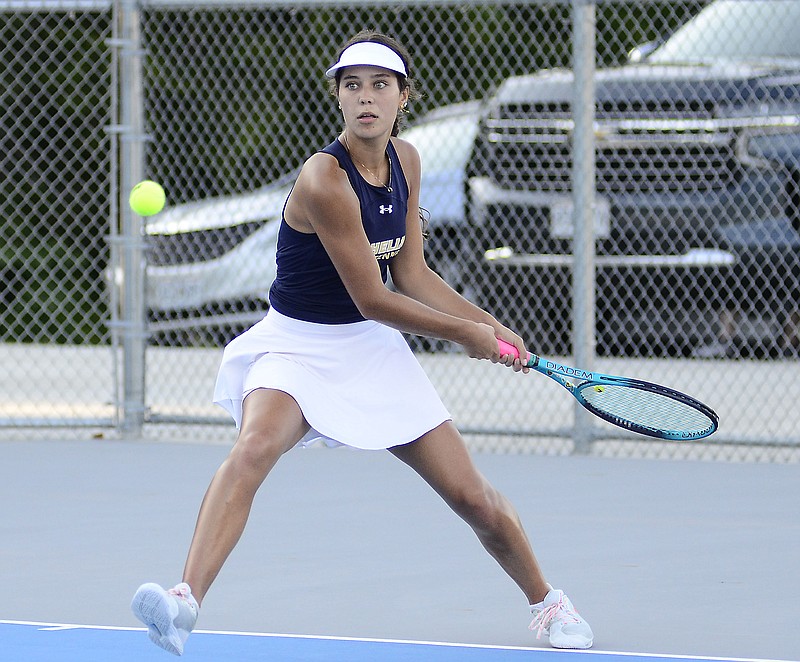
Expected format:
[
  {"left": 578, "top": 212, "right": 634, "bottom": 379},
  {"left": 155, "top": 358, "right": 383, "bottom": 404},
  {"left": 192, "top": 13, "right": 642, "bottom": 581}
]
[{"left": 268, "top": 138, "right": 409, "bottom": 324}]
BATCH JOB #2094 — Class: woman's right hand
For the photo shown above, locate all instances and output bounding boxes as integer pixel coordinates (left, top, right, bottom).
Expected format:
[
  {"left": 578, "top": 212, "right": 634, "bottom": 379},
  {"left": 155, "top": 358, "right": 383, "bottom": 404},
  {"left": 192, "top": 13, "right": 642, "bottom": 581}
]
[
  {"left": 462, "top": 322, "right": 507, "bottom": 361},
  {"left": 462, "top": 322, "right": 529, "bottom": 373}
]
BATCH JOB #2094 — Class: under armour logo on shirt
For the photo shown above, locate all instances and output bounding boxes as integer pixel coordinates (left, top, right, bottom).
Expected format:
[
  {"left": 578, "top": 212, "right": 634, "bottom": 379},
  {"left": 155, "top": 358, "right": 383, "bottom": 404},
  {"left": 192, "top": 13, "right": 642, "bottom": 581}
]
[{"left": 379, "top": 204, "right": 393, "bottom": 214}]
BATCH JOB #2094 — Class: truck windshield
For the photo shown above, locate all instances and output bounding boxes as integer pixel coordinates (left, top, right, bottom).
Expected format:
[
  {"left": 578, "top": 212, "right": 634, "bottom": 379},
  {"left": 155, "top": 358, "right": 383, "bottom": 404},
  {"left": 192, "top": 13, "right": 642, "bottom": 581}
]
[{"left": 649, "top": 0, "right": 800, "bottom": 63}]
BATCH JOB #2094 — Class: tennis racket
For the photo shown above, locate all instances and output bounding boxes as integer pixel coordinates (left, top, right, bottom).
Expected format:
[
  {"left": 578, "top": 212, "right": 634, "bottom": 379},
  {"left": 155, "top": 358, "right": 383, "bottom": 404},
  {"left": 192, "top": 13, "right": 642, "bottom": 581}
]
[{"left": 498, "top": 339, "right": 718, "bottom": 440}]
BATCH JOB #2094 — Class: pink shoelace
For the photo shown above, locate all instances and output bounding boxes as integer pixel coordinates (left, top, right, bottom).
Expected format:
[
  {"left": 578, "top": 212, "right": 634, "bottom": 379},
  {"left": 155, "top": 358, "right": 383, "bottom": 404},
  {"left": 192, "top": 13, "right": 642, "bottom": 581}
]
[
  {"left": 529, "top": 593, "right": 580, "bottom": 639},
  {"left": 168, "top": 584, "right": 192, "bottom": 601}
]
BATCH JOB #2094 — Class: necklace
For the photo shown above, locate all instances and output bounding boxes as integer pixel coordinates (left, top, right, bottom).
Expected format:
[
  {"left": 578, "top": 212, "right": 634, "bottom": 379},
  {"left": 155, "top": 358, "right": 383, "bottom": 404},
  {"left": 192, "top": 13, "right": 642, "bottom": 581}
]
[{"left": 342, "top": 134, "right": 392, "bottom": 192}]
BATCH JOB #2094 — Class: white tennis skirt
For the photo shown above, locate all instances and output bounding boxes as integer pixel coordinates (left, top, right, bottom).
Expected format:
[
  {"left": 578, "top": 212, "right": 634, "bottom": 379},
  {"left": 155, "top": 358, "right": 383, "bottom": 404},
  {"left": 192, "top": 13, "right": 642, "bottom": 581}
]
[{"left": 213, "top": 308, "right": 452, "bottom": 450}]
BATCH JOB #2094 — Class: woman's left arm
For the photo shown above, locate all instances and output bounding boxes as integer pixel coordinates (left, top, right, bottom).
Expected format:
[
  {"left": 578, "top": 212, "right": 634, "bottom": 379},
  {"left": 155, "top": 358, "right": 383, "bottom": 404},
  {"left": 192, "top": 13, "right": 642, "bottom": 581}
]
[{"left": 389, "top": 139, "right": 526, "bottom": 353}]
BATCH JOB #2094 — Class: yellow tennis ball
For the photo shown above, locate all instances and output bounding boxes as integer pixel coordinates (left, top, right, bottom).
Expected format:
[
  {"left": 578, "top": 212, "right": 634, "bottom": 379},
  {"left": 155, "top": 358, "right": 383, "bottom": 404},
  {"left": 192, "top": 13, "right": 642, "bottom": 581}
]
[{"left": 129, "top": 180, "right": 166, "bottom": 216}]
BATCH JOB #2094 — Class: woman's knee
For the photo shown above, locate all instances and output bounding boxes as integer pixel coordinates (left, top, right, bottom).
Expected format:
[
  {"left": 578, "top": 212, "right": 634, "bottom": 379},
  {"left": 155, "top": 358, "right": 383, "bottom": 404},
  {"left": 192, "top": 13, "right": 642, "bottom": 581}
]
[
  {"left": 450, "top": 481, "right": 504, "bottom": 531},
  {"left": 230, "top": 389, "right": 307, "bottom": 476},
  {"left": 229, "top": 427, "right": 292, "bottom": 478}
]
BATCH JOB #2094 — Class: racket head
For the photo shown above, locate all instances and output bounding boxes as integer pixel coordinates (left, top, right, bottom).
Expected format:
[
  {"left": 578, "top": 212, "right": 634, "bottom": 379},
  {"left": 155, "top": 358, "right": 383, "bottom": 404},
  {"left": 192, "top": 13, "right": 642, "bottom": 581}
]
[{"left": 573, "top": 377, "right": 719, "bottom": 440}]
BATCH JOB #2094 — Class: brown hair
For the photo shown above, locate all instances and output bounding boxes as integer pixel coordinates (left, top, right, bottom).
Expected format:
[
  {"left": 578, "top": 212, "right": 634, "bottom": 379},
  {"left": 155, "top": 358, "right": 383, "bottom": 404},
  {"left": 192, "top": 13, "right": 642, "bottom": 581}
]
[{"left": 329, "top": 29, "right": 420, "bottom": 136}]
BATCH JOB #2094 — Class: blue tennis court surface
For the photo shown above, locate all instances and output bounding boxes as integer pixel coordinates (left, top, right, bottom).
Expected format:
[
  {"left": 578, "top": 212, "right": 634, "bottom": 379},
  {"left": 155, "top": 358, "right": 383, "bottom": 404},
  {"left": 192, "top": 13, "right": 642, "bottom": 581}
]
[{"left": 1, "top": 621, "right": 787, "bottom": 662}]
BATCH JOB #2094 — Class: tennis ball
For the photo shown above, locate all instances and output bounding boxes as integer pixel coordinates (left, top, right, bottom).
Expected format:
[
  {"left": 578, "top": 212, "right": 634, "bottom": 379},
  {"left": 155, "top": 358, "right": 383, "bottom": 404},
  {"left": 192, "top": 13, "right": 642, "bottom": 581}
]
[{"left": 129, "top": 180, "right": 166, "bottom": 216}]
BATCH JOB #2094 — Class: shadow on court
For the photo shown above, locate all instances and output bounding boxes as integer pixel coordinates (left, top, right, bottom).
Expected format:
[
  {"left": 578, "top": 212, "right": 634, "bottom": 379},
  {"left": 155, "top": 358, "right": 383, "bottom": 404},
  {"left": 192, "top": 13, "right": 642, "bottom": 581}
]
[{"left": 0, "top": 439, "right": 797, "bottom": 661}]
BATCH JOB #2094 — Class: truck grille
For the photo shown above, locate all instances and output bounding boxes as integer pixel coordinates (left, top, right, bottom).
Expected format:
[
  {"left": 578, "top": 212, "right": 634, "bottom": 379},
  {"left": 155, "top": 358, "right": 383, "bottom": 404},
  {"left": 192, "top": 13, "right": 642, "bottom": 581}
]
[
  {"left": 486, "top": 140, "right": 737, "bottom": 194},
  {"left": 486, "top": 99, "right": 737, "bottom": 195},
  {"left": 496, "top": 98, "right": 718, "bottom": 121}
]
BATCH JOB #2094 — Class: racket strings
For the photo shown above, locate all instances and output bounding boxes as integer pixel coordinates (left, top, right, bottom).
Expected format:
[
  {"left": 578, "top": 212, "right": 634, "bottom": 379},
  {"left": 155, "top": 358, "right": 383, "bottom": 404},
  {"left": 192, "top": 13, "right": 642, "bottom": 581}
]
[{"left": 578, "top": 383, "right": 714, "bottom": 435}]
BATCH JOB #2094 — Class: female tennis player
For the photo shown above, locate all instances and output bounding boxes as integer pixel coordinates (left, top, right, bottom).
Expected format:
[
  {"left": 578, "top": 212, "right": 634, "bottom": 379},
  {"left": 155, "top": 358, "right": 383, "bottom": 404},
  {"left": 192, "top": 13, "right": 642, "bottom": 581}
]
[{"left": 131, "top": 30, "right": 593, "bottom": 655}]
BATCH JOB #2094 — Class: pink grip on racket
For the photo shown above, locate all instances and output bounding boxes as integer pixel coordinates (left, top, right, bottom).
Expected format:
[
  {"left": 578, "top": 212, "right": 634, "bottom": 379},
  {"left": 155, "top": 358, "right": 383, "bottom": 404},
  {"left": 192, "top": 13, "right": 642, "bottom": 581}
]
[
  {"left": 497, "top": 338, "right": 519, "bottom": 358},
  {"left": 497, "top": 338, "right": 530, "bottom": 363}
]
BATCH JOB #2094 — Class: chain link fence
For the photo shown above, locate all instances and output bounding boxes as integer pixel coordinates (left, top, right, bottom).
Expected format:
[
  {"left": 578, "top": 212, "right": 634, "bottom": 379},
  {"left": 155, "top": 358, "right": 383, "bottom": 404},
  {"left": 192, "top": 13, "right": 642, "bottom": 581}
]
[
  {"left": 2, "top": 0, "right": 799, "bottom": 460},
  {"left": 1, "top": 3, "right": 117, "bottom": 429}
]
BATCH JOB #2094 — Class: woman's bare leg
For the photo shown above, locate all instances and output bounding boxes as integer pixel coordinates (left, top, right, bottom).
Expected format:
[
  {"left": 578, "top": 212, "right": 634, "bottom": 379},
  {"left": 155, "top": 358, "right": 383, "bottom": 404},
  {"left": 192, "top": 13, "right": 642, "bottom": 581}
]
[
  {"left": 182, "top": 389, "right": 309, "bottom": 605},
  {"left": 390, "top": 421, "right": 549, "bottom": 605}
]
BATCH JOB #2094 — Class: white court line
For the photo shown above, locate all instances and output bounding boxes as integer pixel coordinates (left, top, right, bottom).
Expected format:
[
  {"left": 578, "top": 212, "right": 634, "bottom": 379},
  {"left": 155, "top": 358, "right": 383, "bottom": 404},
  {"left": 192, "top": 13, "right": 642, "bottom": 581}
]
[{"left": 0, "top": 619, "right": 794, "bottom": 662}]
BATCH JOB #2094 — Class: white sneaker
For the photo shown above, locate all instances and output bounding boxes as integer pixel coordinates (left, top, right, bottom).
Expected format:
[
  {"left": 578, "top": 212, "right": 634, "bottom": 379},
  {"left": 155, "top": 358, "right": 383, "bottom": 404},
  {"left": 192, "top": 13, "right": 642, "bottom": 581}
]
[
  {"left": 131, "top": 582, "right": 199, "bottom": 656},
  {"left": 530, "top": 588, "right": 593, "bottom": 649}
]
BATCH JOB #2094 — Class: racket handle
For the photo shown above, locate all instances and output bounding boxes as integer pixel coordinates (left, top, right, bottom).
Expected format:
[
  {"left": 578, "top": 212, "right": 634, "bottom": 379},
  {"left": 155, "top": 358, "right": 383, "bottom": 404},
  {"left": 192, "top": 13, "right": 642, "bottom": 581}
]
[{"left": 497, "top": 338, "right": 531, "bottom": 364}]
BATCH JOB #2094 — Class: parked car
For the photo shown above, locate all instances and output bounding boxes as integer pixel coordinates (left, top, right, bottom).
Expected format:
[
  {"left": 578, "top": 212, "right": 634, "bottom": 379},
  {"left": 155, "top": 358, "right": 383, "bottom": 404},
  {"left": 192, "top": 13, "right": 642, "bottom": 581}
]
[
  {"left": 465, "top": 0, "right": 800, "bottom": 357},
  {"left": 144, "top": 102, "right": 481, "bottom": 345}
]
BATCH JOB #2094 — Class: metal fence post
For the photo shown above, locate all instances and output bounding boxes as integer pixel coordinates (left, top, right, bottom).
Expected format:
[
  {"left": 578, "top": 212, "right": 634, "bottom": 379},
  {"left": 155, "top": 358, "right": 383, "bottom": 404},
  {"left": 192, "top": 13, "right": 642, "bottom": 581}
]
[
  {"left": 116, "top": 0, "right": 147, "bottom": 438},
  {"left": 571, "top": 0, "right": 597, "bottom": 454}
]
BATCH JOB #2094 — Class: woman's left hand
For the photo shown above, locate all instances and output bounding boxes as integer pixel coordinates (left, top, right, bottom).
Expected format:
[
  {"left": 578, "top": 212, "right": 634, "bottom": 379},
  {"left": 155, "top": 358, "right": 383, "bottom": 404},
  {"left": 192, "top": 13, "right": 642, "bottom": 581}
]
[{"left": 495, "top": 329, "right": 530, "bottom": 373}]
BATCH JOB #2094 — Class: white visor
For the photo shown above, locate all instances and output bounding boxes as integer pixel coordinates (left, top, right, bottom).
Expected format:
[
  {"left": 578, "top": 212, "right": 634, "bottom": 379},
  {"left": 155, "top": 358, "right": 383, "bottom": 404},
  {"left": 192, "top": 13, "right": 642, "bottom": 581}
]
[{"left": 325, "top": 42, "right": 407, "bottom": 79}]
